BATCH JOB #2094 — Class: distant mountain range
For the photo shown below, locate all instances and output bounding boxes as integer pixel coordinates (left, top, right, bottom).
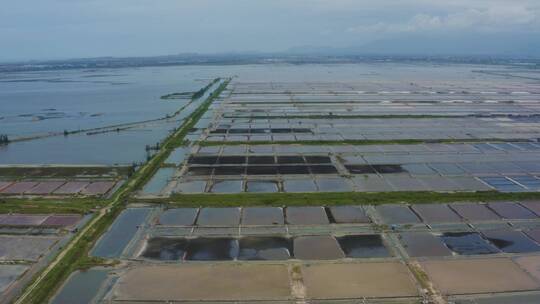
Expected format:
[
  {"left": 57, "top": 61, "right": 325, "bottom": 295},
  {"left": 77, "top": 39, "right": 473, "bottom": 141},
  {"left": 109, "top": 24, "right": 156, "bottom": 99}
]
[{"left": 1, "top": 35, "right": 539, "bottom": 73}]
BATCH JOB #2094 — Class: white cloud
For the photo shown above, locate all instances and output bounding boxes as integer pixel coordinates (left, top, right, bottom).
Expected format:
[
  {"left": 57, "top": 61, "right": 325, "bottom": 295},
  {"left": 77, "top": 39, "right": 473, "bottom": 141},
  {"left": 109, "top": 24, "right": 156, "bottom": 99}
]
[
  {"left": 348, "top": 5, "right": 539, "bottom": 34},
  {"left": 1, "top": 0, "right": 540, "bottom": 60}
]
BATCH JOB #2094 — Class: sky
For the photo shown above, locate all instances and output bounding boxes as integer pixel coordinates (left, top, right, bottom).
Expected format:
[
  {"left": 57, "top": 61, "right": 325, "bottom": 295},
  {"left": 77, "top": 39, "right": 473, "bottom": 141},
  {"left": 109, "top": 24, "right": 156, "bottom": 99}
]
[{"left": 0, "top": 0, "right": 539, "bottom": 61}]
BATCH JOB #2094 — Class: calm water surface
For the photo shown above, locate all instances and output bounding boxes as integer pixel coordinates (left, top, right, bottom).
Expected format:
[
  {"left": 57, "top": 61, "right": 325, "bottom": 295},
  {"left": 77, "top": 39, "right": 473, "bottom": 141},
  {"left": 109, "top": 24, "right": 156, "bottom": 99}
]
[{"left": 1, "top": 63, "right": 526, "bottom": 165}]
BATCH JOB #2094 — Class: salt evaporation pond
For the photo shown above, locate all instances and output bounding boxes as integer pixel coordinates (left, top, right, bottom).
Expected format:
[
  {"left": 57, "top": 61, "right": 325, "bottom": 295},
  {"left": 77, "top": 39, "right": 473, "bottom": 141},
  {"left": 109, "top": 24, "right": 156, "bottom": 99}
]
[
  {"left": 51, "top": 269, "right": 108, "bottom": 304},
  {"left": 91, "top": 208, "right": 151, "bottom": 258},
  {"left": 142, "top": 168, "right": 175, "bottom": 195}
]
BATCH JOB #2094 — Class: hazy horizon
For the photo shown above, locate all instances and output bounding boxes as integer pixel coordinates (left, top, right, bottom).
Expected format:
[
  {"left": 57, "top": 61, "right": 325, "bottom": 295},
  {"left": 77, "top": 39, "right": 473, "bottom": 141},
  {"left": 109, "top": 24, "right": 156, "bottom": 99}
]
[{"left": 1, "top": 0, "right": 539, "bottom": 62}]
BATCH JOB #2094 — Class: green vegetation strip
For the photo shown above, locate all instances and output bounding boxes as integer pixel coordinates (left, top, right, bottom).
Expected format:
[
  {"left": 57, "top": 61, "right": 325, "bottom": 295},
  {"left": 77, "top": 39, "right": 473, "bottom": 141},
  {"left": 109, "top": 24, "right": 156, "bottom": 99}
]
[
  {"left": 198, "top": 138, "right": 531, "bottom": 147},
  {"left": 17, "top": 78, "right": 230, "bottom": 304},
  {"left": 133, "top": 79, "right": 229, "bottom": 191},
  {"left": 192, "top": 78, "right": 220, "bottom": 99},
  {"left": 160, "top": 92, "right": 192, "bottom": 99},
  {"left": 223, "top": 114, "right": 465, "bottom": 119},
  {"left": 161, "top": 78, "right": 219, "bottom": 100},
  {"left": 148, "top": 191, "right": 540, "bottom": 207}
]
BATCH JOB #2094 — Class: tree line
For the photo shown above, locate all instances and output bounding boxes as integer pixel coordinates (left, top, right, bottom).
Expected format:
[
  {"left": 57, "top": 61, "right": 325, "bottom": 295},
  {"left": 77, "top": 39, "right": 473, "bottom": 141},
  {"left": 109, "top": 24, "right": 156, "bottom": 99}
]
[{"left": 0, "top": 134, "right": 9, "bottom": 144}]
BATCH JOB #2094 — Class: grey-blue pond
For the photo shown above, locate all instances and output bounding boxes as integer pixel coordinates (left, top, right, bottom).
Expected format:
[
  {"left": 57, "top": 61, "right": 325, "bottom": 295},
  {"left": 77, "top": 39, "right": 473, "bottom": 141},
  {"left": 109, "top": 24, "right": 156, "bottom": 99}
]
[
  {"left": 440, "top": 232, "right": 499, "bottom": 255},
  {"left": 185, "top": 237, "right": 239, "bottom": 261},
  {"left": 91, "top": 208, "right": 151, "bottom": 258},
  {"left": 0, "top": 66, "right": 222, "bottom": 165},
  {"left": 141, "top": 237, "right": 188, "bottom": 261},
  {"left": 51, "top": 269, "right": 108, "bottom": 304},
  {"left": 375, "top": 205, "right": 421, "bottom": 224},
  {"left": 242, "top": 207, "right": 284, "bottom": 225},
  {"left": 482, "top": 229, "right": 540, "bottom": 253},
  {"left": 164, "top": 147, "right": 189, "bottom": 165},
  {"left": 337, "top": 235, "right": 391, "bottom": 258},
  {"left": 158, "top": 208, "right": 198, "bottom": 226},
  {"left": 398, "top": 232, "right": 452, "bottom": 257},
  {"left": 197, "top": 208, "right": 241, "bottom": 226},
  {"left": 142, "top": 167, "right": 175, "bottom": 194},
  {"left": 238, "top": 237, "right": 292, "bottom": 260},
  {"left": 286, "top": 207, "right": 329, "bottom": 225}
]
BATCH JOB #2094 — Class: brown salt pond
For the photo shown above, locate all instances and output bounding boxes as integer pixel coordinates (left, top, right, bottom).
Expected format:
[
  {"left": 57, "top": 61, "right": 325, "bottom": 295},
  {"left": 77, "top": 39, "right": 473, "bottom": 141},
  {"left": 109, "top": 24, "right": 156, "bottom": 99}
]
[
  {"left": 375, "top": 204, "right": 421, "bottom": 224},
  {"left": 514, "top": 256, "right": 540, "bottom": 281},
  {"left": 53, "top": 181, "right": 90, "bottom": 194},
  {"left": 487, "top": 202, "right": 537, "bottom": 220},
  {"left": 452, "top": 293, "right": 540, "bottom": 304},
  {"left": 336, "top": 234, "right": 391, "bottom": 258},
  {"left": 25, "top": 181, "right": 65, "bottom": 194},
  {"left": 196, "top": 208, "right": 241, "bottom": 226},
  {"left": 450, "top": 203, "right": 500, "bottom": 221},
  {"left": 293, "top": 235, "right": 344, "bottom": 260},
  {"left": 0, "top": 181, "right": 39, "bottom": 194},
  {"left": 285, "top": 207, "right": 329, "bottom": 225},
  {"left": 238, "top": 237, "right": 292, "bottom": 260},
  {"left": 112, "top": 264, "right": 291, "bottom": 302},
  {"left": 411, "top": 204, "right": 462, "bottom": 223},
  {"left": 0, "top": 214, "right": 48, "bottom": 226},
  {"left": 41, "top": 215, "right": 82, "bottom": 228},
  {"left": 242, "top": 207, "right": 284, "bottom": 225},
  {"left": 0, "top": 182, "right": 12, "bottom": 191},
  {"left": 80, "top": 181, "right": 117, "bottom": 195},
  {"left": 302, "top": 262, "right": 418, "bottom": 298},
  {"left": 328, "top": 206, "right": 370, "bottom": 224},
  {"left": 420, "top": 258, "right": 540, "bottom": 295}
]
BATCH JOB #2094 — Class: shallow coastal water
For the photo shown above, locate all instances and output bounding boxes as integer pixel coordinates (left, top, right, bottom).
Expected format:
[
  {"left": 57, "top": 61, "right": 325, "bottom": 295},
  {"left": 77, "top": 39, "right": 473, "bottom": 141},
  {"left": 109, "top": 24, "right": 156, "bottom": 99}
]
[{"left": 0, "top": 66, "right": 220, "bottom": 165}]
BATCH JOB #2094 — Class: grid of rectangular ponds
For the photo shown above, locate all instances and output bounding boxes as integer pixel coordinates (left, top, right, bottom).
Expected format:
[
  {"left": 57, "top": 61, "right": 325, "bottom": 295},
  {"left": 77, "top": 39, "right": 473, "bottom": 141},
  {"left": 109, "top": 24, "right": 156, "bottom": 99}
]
[
  {"left": 171, "top": 141, "right": 540, "bottom": 193},
  {"left": 201, "top": 117, "right": 540, "bottom": 142},
  {"left": 33, "top": 76, "right": 540, "bottom": 304},
  {"left": 146, "top": 82, "right": 540, "bottom": 195},
  {"left": 140, "top": 227, "right": 540, "bottom": 261},
  {"left": 103, "top": 202, "right": 540, "bottom": 261},
  {"left": 140, "top": 234, "right": 391, "bottom": 261},
  {"left": 199, "top": 88, "right": 540, "bottom": 142}
]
